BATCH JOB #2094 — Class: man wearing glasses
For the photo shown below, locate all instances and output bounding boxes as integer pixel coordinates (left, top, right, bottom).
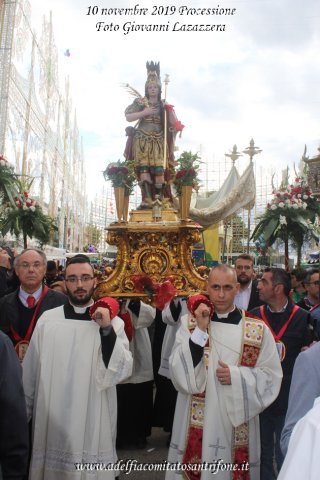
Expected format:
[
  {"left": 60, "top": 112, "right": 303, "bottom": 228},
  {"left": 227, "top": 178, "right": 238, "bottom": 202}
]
[
  {"left": 250, "top": 267, "right": 310, "bottom": 480},
  {"left": 0, "top": 248, "right": 67, "bottom": 361},
  {"left": 234, "top": 254, "right": 263, "bottom": 311},
  {"left": 22, "top": 254, "right": 132, "bottom": 480},
  {"left": 296, "top": 268, "right": 320, "bottom": 311}
]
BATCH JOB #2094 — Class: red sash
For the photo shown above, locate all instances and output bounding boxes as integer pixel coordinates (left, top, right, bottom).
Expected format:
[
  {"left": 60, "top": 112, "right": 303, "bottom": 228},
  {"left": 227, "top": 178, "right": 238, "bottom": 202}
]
[
  {"left": 11, "top": 286, "right": 49, "bottom": 361},
  {"left": 259, "top": 305, "right": 298, "bottom": 361},
  {"left": 259, "top": 305, "right": 298, "bottom": 342},
  {"left": 310, "top": 303, "right": 320, "bottom": 313},
  {"left": 182, "top": 311, "right": 264, "bottom": 480}
]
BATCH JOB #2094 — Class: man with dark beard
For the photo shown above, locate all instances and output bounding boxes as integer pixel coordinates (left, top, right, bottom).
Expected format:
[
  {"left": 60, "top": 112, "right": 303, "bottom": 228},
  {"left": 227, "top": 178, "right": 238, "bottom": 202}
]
[
  {"left": 234, "top": 254, "right": 263, "bottom": 310},
  {"left": 22, "top": 255, "right": 133, "bottom": 480}
]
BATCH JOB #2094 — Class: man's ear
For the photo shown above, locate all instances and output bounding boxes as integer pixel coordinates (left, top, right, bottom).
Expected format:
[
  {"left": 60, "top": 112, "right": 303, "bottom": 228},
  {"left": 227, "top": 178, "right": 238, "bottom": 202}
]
[{"left": 274, "top": 283, "right": 284, "bottom": 295}]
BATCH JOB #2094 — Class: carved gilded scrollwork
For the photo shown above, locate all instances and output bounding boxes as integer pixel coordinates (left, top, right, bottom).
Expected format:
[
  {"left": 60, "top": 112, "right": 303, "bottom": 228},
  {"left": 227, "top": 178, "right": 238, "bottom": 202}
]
[
  {"left": 93, "top": 222, "right": 207, "bottom": 301},
  {"left": 140, "top": 250, "right": 168, "bottom": 275}
]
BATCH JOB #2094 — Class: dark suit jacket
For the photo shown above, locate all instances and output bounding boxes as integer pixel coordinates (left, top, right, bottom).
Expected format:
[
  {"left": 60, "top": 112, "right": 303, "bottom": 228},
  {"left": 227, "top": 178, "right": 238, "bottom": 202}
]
[
  {"left": 247, "top": 279, "right": 264, "bottom": 310},
  {"left": 0, "top": 287, "right": 67, "bottom": 345},
  {"left": 250, "top": 300, "right": 309, "bottom": 415},
  {"left": 0, "top": 331, "right": 29, "bottom": 479}
]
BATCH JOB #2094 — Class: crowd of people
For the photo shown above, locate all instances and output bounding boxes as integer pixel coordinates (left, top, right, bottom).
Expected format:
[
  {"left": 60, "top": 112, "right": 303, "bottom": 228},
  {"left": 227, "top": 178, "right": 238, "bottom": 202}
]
[{"left": 0, "top": 247, "right": 319, "bottom": 479}]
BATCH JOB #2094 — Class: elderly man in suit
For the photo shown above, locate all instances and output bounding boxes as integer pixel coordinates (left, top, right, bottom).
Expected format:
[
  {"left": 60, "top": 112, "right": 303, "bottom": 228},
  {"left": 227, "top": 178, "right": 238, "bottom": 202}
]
[{"left": 0, "top": 248, "right": 67, "bottom": 362}]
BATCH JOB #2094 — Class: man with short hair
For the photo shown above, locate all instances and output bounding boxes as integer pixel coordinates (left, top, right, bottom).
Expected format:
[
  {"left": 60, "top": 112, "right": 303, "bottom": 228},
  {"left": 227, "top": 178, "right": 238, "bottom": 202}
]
[
  {"left": 250, "top": 267, "right": 310, "bottom": 480},
  {"left": 45, "top": 260, "right": 63, "bottom": 287},
  {"left": 0, "top": 247, "right": 11, "bottom": 297},
  {"left": 166, "top": 265, "right": 282, "bottom": 480},
  {"left": 289, "top": 268, "right": 306, "bottom": 304},
  {"left": 0, "top": 248, "right": 67, "bottom": 361},
  {"left": 22, "top": 254, "right": 133, "bottom": 479},
  {"left": 234, "top": 253, "right": 263, "bottom": 310},
  {"left": 296, "top": 268, "right": 320, "bottom": 311}
]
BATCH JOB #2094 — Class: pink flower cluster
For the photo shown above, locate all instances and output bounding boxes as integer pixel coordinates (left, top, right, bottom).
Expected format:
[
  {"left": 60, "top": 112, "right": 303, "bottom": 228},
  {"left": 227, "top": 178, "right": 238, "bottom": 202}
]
[
  {"left": 14, "top": 191, "right": 37, "bottom": 211},
  {"left": 267, "top": 177, "right": 312, "bottom": 211}
]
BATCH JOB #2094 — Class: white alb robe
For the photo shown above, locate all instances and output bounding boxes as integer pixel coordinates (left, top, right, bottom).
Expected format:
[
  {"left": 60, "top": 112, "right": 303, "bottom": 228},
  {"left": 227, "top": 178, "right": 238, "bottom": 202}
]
[
  {"left": 159, "top": 298, "right": 188, "bottom": 379},
  {"left": 166, "top": 312, "right": 282, "bottom": 480},
  {"left": 22, "top": 306, "right": 133, "bottom": 480},
  {"left": 278, "top": 397, "right": 320, "bottom": 480},
  {"left": 125, "top": 301, "right": 155, "bottom": 383}
]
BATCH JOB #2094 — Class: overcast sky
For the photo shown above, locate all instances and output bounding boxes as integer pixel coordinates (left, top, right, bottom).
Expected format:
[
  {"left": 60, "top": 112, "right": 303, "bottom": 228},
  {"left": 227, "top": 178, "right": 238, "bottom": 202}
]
[{"left": 28, "top": 0, "right": 320, "bottom": 198}]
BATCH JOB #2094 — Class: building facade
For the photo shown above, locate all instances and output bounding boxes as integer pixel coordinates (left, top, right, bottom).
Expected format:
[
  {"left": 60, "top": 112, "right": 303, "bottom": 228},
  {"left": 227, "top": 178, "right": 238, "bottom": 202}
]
[{"left": 0, "top": 0, "right": 86, "bottom": 250}]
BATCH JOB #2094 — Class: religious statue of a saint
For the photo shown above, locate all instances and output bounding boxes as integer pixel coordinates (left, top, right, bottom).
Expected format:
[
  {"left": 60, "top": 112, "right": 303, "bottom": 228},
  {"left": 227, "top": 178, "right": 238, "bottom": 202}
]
[{"left": 124, "top": 61, "right": 182, "bottom": 209}]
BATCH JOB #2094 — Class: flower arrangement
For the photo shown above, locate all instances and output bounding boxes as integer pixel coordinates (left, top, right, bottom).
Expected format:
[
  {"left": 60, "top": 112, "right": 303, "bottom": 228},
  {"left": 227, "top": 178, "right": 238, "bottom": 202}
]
[
  {"left": 1, "top": 191, "right": 57, "bottom": 248},
  {"left": 13, "top": 191, "right": 37, "bottom": 211},
  {"left": 103, "top": 159, "right": 136, "bottom": 195},
  {"left": 173, "top": 151, "right": 201, "bottom": 196},
  {"left": 267, "top": 177, "right": 313, "bottom": 211}
]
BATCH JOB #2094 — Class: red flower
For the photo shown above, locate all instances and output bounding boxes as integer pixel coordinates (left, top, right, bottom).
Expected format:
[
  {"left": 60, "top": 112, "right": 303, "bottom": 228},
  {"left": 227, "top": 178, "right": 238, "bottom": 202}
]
[
  {"left": 175, "top": 120, "right": 185, "bottom": 132},
  {"left": 120, "top": 167, "right": 129, "bottom": 174},
  {"left": 23, "top": 191, "right": 29, "bottom": 198},
  {"left": 165, "top": 103, "right": 174, "bottom": 112},
  {"left": 107, "top": 166, "right": 118, "bottom": 175},
  {"left": 132, "top": 275, "right": 156, "bottom": 296},
  {"left": 154, "top": 280, "right": 177, "bottom": 310},
  {"left": 176, "top": 169, "right": 186, "bottom": 179}
]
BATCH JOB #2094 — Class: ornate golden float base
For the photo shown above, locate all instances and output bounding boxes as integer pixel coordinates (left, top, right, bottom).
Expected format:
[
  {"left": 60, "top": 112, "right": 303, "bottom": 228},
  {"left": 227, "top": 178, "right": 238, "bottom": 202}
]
[{"left": 94, "top": 221, "right": 207, "bottom": 301}]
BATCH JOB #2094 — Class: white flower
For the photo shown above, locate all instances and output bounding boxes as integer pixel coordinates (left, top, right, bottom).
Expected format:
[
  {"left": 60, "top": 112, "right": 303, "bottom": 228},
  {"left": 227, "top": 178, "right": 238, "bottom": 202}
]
[
  {"left": 293, "top": 204, "right": 298, "bottom": 209},
  {"left": 30, "top": 206, "right": 36, "bottom": 212},
  {"left": 271, "top": 204, "right": 277, "bottom": 210},
  {"left": 279, "top": 202, "right": 284, "bottom": 208},
  {"left": 23, "top": 205, "right": 28, "bottom": 210},
  {"left": 0, "top": 160, "right": 5, "bottom": 166},
  {"left": 297, "top": 194, "right": 301, "bottom": 198},
  {"left": 303, "top": 195, "right": 308, "bottom": 199},
  {"left": 279, "top": 215, "right": 287, "bottom": 225}
]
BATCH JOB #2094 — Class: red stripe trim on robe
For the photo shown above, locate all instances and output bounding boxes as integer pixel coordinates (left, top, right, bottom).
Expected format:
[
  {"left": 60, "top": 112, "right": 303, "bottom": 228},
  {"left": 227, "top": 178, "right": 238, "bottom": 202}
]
[{"left": 182, "top": 311, "right": 264, "bottom": 480}]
